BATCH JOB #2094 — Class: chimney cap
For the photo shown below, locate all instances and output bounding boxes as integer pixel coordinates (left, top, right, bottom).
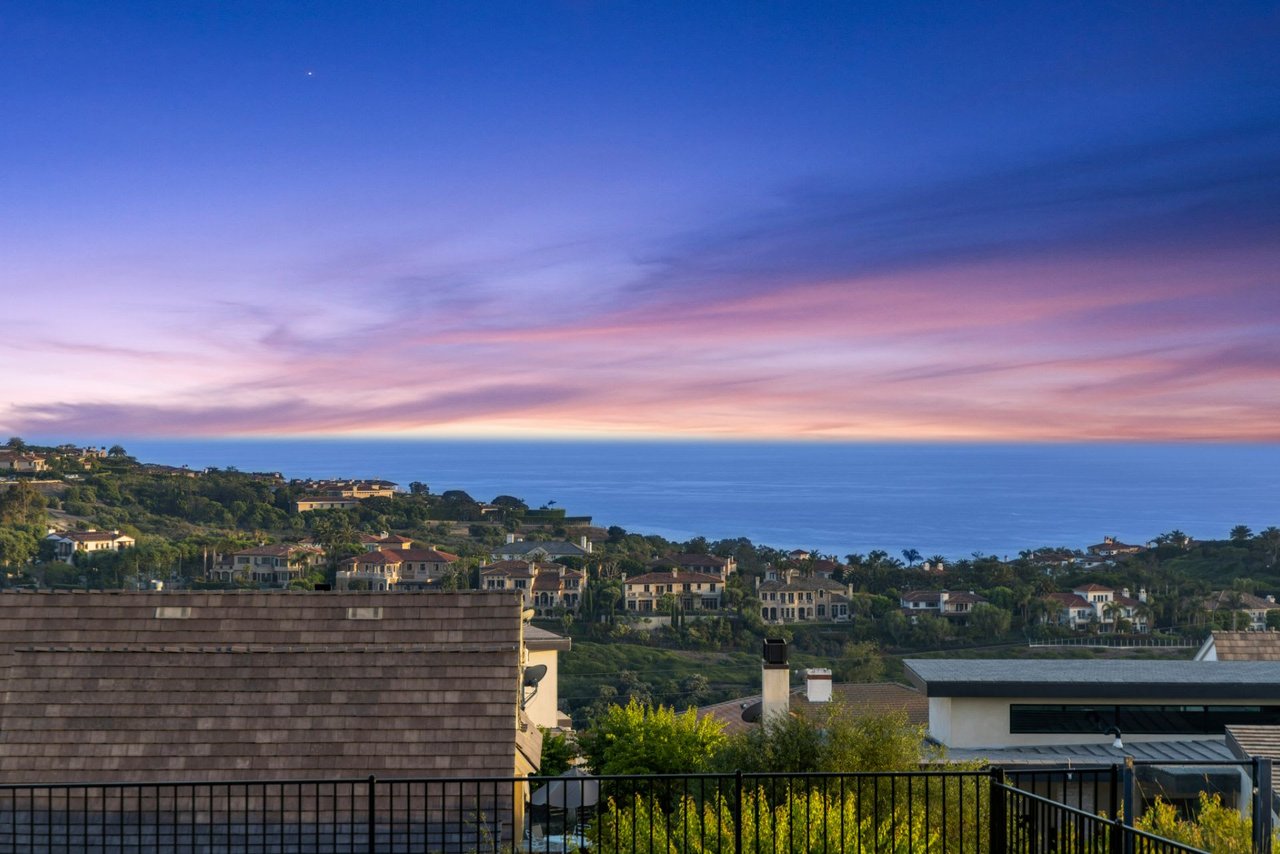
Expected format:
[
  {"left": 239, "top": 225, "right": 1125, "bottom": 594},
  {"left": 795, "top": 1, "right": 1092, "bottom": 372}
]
[{"left": 762, "top": 637, "right": 788, "bottom": 665}]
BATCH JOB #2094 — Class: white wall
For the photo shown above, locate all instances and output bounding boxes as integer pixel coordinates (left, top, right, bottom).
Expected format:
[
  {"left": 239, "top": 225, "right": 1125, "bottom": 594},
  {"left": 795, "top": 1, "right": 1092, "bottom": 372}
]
[
  {"left": 932, "top": 696, "right": 1264, "bottom": 748},
  {"left": 524, "top": 647, "right": 561, "bottom": 731}
]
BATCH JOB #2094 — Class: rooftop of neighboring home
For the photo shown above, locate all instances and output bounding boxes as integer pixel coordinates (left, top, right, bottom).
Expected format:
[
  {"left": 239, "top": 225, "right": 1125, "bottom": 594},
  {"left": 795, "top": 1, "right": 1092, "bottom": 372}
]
[
  {"left": 482, "top": 560, "right": 551, "bottom": 578},
  {"left": 625, "top": 569, "right": 723, "bottom": 586},
  {"left": 649, "top": 553, "right": 731, "bottom": 568},
  {"left": 1204, "top": 590, "right": 1280, "bottom": 611},
  {"left": 1195, "top": 630, "right": 1280, "bottom": 661},
  {"left": 758, "top": 574, "right": 846, "bottom": 593},
  {"left": 47, "top": 529, "right": 133, "bottom": 543},
  {"left": 698, "top": 681, "right": 928, "bottom": 736},
  {"left": 906, "top": 659, "right": 1280, "bottom": 699},
  {"left": 494, "top": 539, "right": 591, "bottom": 558},
  {"left": 234, "top": 544, "right": 321, "bottom": 558},
  {"left": 0, "top": 590, "right": 540, "bottom": 784}
]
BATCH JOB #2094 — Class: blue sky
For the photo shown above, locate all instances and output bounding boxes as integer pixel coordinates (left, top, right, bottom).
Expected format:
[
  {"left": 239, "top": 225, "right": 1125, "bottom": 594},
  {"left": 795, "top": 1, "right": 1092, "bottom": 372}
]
[{"left": 3, "top": 1, "right": 1278, "bottom": 439}]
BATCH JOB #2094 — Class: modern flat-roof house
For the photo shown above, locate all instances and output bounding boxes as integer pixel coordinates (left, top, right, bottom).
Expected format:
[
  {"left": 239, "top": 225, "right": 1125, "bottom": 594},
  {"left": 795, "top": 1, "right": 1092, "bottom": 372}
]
[
  {"left": 0, "top": 590, "right": 542, "bottom": 784},
  {"left": 906, "top": 659, "right": 1280, "bottom": 750}
]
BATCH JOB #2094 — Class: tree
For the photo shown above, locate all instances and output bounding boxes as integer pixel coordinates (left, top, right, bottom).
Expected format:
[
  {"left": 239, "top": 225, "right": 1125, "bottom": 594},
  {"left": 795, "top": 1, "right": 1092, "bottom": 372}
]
[
  {"left": 107, "top": 445, "right": 127, "bottom": 458},
  {"left": 1230, "top": 525, "right": 1253, "bottom": 542},
  {"left": 576, "top": 700, "right": 725, "bottom": 776},
  {"left": 408, "top": 481, "right": 429, "bottom": 495},
  {"left": 966, "top": 603, "right": 1011, "bottom": 639},
  {"left": 717, "top": 706, "right": 935, "bottom": 774},
  {"left": 4, "top": 437, "right": 24, "bottom": 450},
  {"left": 901, "top": 548, "right": 922, "bottom": 568},
  {"left": 833, "top": 641, "right": 885, "bottom": 683},
  {"left": 0, "top": 527, "right": 39, "bottom": 568},
  {"left": 534, "top": 728, "right": 577, "bottom": 777},
  {"left": 0, "top": 481, "right": 47, "bottom": 527}
]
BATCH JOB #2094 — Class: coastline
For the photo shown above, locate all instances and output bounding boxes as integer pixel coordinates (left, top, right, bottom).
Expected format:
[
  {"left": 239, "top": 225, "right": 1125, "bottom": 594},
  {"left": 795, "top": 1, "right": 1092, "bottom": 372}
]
[{"left": 39, "top": 437, "right": 1279, "bottom": 559}]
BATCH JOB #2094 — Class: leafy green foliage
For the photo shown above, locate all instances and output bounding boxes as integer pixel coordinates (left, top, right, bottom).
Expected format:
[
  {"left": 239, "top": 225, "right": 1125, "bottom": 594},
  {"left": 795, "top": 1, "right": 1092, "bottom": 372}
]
[
  {"left": 535, "top": 728, "right": 577, "bottom": 777},
  {"left": 576, "top": 700, "right": 726, "bottom": 776},
  {"left": 592, "top": 778, "right": 983, "bottom": 854},
  {"left": 1134, "top": 791, "right": 1277, "bottom": 854},
  {"left": 717, "top": 706, "right": 936, "bottom": 774}
]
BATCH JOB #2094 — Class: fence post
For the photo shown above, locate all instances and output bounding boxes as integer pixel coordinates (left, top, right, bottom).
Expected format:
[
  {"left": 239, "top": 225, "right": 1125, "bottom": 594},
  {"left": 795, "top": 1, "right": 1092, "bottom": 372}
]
[
  {"left": 1254, "top": 757, "right": 1273, "bottom": 854},
  {"left": 1121, "top": 758, "right": 1136, "bottom": 854},
  {"left": 1108, "top": 763, "right": 1123, "bottom": 853},
  {"left": 367, "top": 775, "right": 377, "bottom": 854},
  {"left": 989, "top": 766, "right": 1007, "bottom": 854},
  {"left": 734, "top": 770, "right": 743, "bottom": 854}
]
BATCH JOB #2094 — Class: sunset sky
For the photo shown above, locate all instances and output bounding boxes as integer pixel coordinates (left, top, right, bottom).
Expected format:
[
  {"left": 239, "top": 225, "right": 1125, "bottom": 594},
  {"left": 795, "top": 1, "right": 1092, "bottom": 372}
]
[{"left": 3, "top": 2, "right": 1278, "bottom": 441}]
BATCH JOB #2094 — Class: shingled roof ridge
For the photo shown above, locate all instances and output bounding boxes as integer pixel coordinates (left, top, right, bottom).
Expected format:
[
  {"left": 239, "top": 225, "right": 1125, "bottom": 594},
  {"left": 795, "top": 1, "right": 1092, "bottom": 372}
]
[{"left": 15, "top": 642, "right": 521, "bottom": 654}]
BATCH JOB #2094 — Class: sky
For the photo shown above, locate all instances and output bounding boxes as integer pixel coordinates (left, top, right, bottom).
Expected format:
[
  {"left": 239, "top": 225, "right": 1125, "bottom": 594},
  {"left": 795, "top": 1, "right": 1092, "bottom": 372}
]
[{"left": 2, "top": 1, "right": 1278, "bottom": 442}]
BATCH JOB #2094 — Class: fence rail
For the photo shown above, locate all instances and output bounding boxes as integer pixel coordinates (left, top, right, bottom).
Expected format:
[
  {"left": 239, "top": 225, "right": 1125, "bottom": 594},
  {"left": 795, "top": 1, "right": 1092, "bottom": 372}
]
[{"left": 0, "top": 766, "right": 1256, "bottom": 854}]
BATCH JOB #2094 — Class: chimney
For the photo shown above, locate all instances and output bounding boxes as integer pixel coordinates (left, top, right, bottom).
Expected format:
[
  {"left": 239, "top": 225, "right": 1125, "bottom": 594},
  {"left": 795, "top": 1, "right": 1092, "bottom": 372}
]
[
  {"left": 805, "top": 668, "right": 832, "bottom": 703},
  {"left": 506, "top": 533, "right": 516, "bottom": 544},
  {"left": 580, "top": 535, "right": 591, "bottom": 554},
  {"left": 1139, "top": 587, "right": 1148, "bottom": 603},
  {"left": 761, "top": 639, "right": 789, "bottom": 723}
]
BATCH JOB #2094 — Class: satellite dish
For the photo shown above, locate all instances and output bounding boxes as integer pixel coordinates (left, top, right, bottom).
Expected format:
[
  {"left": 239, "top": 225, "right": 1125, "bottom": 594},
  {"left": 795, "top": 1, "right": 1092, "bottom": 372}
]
[
  {"left": 741, "top": 701, "right": 762, "bottom": 723},
  {"left": 523, "top": 664, "right": 548, "bottom": 687}
]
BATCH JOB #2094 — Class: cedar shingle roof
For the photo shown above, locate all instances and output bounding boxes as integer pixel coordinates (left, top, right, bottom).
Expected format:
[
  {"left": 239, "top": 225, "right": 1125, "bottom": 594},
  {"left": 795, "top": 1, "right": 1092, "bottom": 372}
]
[
  {"left": 1206, "top": 631, "right": 1280, "bottom": 661},
  {"left": 0, "top": 590, "right": 538, "bottom": 783}
]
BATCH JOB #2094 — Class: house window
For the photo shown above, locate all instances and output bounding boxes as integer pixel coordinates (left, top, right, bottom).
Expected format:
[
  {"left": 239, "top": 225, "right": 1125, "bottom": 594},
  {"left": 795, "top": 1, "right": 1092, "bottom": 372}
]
[{"left": 1010, "top": 704, "right": 1280, "bottom": 734}]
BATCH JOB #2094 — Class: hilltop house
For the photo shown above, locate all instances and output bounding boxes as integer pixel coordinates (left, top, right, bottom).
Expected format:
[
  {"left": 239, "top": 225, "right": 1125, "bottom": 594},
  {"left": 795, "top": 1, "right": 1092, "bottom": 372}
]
[
  {"left": 1044, "top": 583, "right": 1149, "bottom": 632},
  {"left": 294, "top": 496, "right": 360, "bottom": 512},
  {"left": 1203, "top": 590, "right": 1280, "bottom": 631},
  {"left": 45, "top": 529, "right": 135, "bottom": 562},
  {"left": 209, "top": 544, "right": 324, "bottom": 587},
  {"left": 624, "top": 568, "right": 723, "bottom": 613},
  {"left": 899, "top": 590, "right": 989, "bottom": 623},
  {"left": 0, "top": 451, "right": 48, "bottom": 473},
  {"left": 481, "top": 560, "right": 583, "bottom": 616},
  {"left": 757, "top": 570, "right": 850, "bottom": 623},
  {"left": 490, "top": 536, "right": 592, "bottom": 562},
  {"left": 646, "top": 553, "right": 736, "bottom": 580},
  {"left": 1086, "top": 536, "right": 1146, "bottom": 558}
]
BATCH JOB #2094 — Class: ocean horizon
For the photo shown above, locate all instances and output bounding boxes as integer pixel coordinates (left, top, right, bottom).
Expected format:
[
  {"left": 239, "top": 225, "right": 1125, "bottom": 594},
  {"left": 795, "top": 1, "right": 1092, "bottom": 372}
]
[{"left": 48, "top": 438, "right": 1280, "bottom": 560}]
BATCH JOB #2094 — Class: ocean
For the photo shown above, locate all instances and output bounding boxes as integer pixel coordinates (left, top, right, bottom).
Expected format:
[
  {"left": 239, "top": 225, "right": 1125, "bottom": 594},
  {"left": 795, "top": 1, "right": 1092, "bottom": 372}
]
[{"left": 88, "top": 439, "right": 1280, "bottom": 560}]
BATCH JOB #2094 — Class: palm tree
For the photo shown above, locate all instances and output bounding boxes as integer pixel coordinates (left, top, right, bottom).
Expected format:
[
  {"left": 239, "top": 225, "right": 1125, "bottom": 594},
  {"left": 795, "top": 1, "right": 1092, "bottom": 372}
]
[
  {"left": 901, "top": 548, "right": 922, "bottom": 568},
  {"left": 1230, "top": 525, "right": 1254, "bottom": 542}
]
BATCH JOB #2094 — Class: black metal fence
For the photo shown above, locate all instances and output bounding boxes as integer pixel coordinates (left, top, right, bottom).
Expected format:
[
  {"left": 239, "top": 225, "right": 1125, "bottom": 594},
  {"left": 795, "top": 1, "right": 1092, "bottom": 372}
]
[
  {"left": 992, "top": 777, "right": 1210, "bottom": 853},
  {"left": 0, "top": 766, "right": 1259, "bottom": 854}
]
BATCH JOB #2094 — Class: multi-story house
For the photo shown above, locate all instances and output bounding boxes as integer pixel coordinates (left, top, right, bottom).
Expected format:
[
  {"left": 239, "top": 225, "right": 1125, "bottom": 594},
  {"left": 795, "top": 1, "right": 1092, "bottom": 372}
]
[
  {"left": 45, "top": 529, "right": 136, "bottom": 562},
  {"left": 1044, "top": 583, "right": 1149, "bottom": 632},
  {"left": 0, "top": 452, "right": 49, "bottom": 473},
  {"left": 336, "top": 549, "right": 404, "bottom": 591},
  {"left": 757, "top": 570, "right": 850, "bottom": 623},
  {"left": 292, "top": 479, "right": 398, "bottom": 500},
  {"left": 215, "top": 544, "right": 324, "bottom": 587},
  {"left": 294, "top": 496, "right": 360, "bottom": 512},
  {"left": 647, "top": 553, "right": 737, "bottom": 580},
  {"left": 624, "top": 568, "right": 723, "bottom": 613},
  {"left": 1203, "top": 590, "right": 1280, "bottom": 631},
  {"left": 360, "top": 533, "right": 415, "bottom": 552},
  {"left": 1085, "top": 536, "right": 1146, "bottom": 558},
  {"left": 481, "top": 560, "right": 583, "bottom": 616},
  {"left": 396, "top": 547, "right": 462, "bottom": 589},
  {"left": 899, "top": 590, "right": 989, "bottom": 623}
]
